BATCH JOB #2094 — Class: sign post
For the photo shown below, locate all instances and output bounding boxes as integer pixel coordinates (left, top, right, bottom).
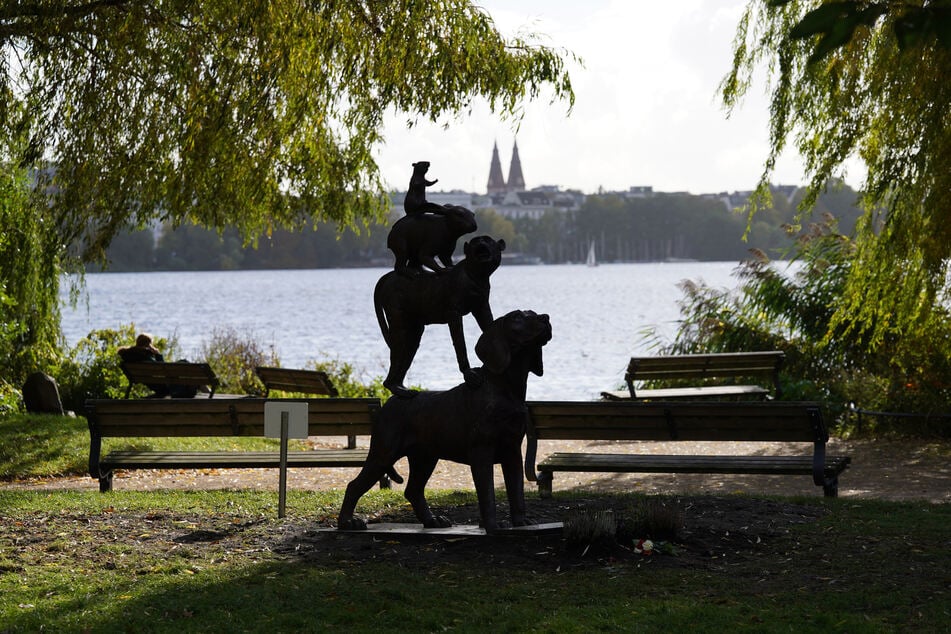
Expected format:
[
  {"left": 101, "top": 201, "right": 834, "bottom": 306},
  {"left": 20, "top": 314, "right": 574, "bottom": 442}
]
[{"left": 264, "top": 402, "right": 309, "bottom": 518}]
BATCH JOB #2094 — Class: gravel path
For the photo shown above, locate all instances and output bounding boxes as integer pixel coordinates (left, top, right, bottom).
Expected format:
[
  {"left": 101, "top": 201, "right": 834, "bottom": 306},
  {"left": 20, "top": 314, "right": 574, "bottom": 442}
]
[{"left": 5, "top": 437, "right": 948, "bottom": 503}]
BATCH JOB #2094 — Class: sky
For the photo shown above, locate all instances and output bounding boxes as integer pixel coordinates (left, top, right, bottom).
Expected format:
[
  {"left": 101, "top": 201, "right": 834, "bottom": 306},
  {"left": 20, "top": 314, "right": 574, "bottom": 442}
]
[{"left": 374, "top": 1, "right": 859, "bottom": 197}]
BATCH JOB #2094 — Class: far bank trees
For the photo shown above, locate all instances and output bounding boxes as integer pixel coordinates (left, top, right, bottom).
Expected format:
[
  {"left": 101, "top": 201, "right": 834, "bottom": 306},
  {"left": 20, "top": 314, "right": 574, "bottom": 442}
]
[{"left": 98, "top": 183, "right": 864, "bottom": 270}]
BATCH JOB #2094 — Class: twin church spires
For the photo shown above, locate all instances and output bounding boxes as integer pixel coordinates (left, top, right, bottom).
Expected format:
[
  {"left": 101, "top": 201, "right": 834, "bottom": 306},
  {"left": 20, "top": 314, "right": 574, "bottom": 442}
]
[{"left": 486, "top": 140, "right": 525, "bottom": 195}]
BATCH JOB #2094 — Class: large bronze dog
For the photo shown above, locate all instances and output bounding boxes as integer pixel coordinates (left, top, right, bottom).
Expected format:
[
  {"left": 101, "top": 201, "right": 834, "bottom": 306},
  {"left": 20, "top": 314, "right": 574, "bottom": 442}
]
[
  {"left": 338, "top": 310, "right": 552, "bottom": 533},
  {"left": 374, "top": 235, "right": 505, "bottom": 397}
]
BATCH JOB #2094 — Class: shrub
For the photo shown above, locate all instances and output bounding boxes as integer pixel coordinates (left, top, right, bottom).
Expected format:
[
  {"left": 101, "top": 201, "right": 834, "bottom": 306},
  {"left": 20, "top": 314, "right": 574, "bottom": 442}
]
[
  {"left": 0, "top": 379, "right": 22, "bottom": 415},
  {"left": 199, "top": 326, "right": 279, "bottom": 395},
  {"left": 306, "top": 358, "right": 389, "bottom": 400}
]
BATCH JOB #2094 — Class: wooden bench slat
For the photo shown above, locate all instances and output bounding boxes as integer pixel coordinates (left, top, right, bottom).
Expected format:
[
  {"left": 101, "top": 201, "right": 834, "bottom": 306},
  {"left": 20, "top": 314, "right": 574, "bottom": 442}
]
[
  {"left": 88, "top": 398, "right": 379, "bottom": 436},
  {"left": 624, "top": 385, "right": 768, "bottom": 399},
  {"left": 539, "top": 453, "right": 851, "bottom": 476},
  {"left": 101, "top": 449, "right": 370, "bottom": 470},
  {"left": 528, "top": 400, "right": 822, "bottom": 442},
  {"left": 629, "top": 351, "right": 785, "bottom": 375},
  {"left": 121, "top": 361, "right": 221, "bottom": 398}
]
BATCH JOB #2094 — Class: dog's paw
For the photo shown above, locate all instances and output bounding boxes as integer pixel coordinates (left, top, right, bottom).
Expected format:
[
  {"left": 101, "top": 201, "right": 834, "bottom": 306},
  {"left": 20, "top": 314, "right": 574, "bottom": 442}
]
[
  {"left": 424, "top": 515, "right": 452, "bottom": 529},
  {"left": 385, "top": 382, "right": 418, "bottom": 399},
  {"left": 337, "top": 517, "right": 368, "bottom": 531},
  {"left": 463, "top": 368, "right": 484, "bottom": 388}
]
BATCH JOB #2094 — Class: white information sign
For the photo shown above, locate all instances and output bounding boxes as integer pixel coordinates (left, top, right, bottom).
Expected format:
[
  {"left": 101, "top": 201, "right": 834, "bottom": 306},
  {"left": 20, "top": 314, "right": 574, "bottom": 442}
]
[{"left": 264, "top": 401, "right": 309, "bottom": 439}]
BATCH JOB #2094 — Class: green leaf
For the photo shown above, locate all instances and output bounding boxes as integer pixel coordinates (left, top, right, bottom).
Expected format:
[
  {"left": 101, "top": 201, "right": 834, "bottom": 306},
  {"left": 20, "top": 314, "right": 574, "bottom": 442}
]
[
  {"left": 807, "top": 16, "right": 860, "bottom": 64},
  {"left": 894, "top": 6, "right": 951, "bottom": 50},
  {"left": 935, "top": 8, "right": 951, "bottom": 48},
  {"left": 893, "top": 8, "right": 929, "bottom": 50},
  {"left": 789, "top": 2, "right": 858, "bottom": 40},
  {"left": 855, "top": 4, "right": 887, "bottom": 27}
]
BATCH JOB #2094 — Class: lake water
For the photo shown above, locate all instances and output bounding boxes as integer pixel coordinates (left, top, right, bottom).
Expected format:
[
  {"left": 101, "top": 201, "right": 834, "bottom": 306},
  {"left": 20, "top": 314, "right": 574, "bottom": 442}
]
[{"left": 60, "top": 262, "right": 743, "bottom": 400}]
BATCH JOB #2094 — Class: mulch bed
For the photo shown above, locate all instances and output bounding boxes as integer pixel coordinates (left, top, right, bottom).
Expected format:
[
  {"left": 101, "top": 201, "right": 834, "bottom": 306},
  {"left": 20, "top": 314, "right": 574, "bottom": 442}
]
[{"left": 281, "top": 495, "right": 827, "bottom": 570}]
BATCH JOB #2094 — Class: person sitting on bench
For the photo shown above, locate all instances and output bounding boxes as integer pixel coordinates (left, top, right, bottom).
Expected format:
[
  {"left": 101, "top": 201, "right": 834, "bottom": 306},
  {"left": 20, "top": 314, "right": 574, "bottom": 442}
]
[{"left": 118, "top": 333, "right": 197, "bottom": 398}]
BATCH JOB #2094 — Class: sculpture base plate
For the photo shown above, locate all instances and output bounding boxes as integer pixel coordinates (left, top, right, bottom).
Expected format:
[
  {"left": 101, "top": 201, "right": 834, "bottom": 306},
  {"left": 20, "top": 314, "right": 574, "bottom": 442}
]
[{"left": 328, "top": 522, "right": 563, "bottom": 537}]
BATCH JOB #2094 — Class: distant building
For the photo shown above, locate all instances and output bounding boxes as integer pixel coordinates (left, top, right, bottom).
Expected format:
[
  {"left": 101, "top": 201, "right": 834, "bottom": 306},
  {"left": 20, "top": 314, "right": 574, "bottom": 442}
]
[
  {"left": 625, "top": 186, "right": 653, "bottom": 198},
  {"left": 486, "top": 142, "right": 507, "bottom": 196},
  {"left": 387, "top": 190, "right": 475, "bottom": 215},
  {"left": 586, "top": 185, "right": 655, "bottom": 200},
  {"left": 426, "top": 191, "right": 474, "bottom": 208},
  {"left": 485, "top": 140, "right": 525, "bottom": 199},
  {"left": 477, "top": 140, "right": 584, "bottom": 217},
  {"left": 703, "top": 184, "right": 800, "bottom": 211},
  {"left": 478, "top": 187, "right": 585, "bottom": 220},
  {"left": 506, "top": 141, "right": 525, "bottom": 192}
]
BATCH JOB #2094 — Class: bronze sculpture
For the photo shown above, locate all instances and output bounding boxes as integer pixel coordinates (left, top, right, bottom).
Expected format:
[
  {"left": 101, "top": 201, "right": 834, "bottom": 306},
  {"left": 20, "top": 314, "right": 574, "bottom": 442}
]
[{"left": 338, "top": 162, "right": 552, "bottom": 534}]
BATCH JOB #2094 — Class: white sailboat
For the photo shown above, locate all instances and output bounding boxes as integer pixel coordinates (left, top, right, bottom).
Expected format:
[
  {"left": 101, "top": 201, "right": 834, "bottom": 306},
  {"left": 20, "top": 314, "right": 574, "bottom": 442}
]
[{"left": 586, "top": 240, "right": 597, "bottom": 267}]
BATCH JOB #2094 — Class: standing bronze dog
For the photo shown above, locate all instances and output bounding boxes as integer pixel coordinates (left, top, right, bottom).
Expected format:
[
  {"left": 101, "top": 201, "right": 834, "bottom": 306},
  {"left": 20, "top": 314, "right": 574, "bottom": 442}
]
[
  {"left": 374, "top": 235, "right": 505, "bottom": 397},
  {"left": 338, "top": 310, "right": 552, "bottom": 533}
]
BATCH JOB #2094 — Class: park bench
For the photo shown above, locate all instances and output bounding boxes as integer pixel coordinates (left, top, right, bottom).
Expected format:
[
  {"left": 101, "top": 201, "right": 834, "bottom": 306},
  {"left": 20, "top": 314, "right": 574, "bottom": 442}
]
[
  {"left": 120, "top": 360, "right": 220, "bottom": 398},
  {"left": 254, "top": 366, "right": 357, "bottom": 448},
  {"left": 600, "top": 351, "right": 785, "bottom": 401},
  {"left": 255, "top": 366, "right": 339, "bottom": 398},
  {"left": 85, "top": 397, "right": 383, "bottom": 492},
  {"left": 523, "top": 400, "right": 850, "bottom": 497}
]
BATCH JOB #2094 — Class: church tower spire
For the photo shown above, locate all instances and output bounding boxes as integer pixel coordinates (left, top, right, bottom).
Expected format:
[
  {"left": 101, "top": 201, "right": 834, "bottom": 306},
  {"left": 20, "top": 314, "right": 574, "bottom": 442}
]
[
  {"left": 486, "top": 141, "right": 506, "bottom": 195},
  {"left": 506, "top": 140, "right": 525, "bottom": 192}
]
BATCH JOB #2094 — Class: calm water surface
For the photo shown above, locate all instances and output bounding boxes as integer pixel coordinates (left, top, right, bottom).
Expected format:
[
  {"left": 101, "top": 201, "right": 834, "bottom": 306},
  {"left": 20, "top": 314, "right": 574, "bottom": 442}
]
[{"left": 60, "top": 262, "right": 742, "bottom": 400}]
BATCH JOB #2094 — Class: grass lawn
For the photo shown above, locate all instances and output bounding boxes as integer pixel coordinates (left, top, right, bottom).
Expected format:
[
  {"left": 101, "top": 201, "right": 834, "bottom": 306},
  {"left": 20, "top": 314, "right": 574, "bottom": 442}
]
[{"left": 1, "top": 489, "right": 948, "bottom": 633}]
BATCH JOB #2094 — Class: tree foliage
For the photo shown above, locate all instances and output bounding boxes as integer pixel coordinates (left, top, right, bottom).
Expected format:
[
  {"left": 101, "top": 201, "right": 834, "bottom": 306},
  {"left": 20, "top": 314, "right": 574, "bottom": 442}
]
[
  {"left": 1, "top": 1, "right": 574, "bottom": 263},
  {"left": 0, "top": 1, "right": 573, "bottom": 387},
  {"left": 722, "top": 0, "right": 951, "bottom": 349},
  {"left": 0, "top": 155, "right": 63, "bottom": 384}
]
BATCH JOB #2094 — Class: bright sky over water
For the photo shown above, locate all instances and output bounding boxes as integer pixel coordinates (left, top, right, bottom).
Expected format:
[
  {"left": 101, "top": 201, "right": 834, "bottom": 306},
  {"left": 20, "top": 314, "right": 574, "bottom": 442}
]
[{"left": 375, "top": 1, "right": 859, "bottom": 196}]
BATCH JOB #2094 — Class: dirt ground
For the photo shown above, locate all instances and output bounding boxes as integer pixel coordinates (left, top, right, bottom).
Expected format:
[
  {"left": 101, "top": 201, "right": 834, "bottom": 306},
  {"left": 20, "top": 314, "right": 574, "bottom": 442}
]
[{"left": 3, "top": 437, "right": 947, "bottom": 570}]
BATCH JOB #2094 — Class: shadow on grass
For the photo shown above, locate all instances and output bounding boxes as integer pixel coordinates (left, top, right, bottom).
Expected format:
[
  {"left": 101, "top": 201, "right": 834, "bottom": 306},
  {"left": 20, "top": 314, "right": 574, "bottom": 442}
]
[{"left": 6, "top": 556, "right": 864, "bottom": 633}]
